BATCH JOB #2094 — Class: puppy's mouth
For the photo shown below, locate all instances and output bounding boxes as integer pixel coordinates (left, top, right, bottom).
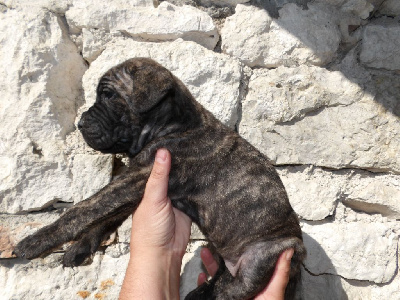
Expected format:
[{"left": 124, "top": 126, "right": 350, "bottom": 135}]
[
  {"left": 96, "top": 140, "right": 132, "bottom": 154},
  {"left": 80, "top": 130, "right": 133, "bottom": 154},
  {"left": 78, "top": 112, "right": 136, "bottom": 154}
]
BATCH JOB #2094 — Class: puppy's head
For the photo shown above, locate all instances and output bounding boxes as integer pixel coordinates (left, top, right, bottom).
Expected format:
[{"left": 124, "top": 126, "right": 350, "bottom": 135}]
[{"left": 78, "top": 58, "right": 198, "bottom": 156}]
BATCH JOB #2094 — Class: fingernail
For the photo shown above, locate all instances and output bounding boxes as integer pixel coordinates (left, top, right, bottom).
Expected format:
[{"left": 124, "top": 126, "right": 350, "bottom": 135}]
[
  {"left": 286, "top": 248, "right": 294, "bottom": 261},
  {"left": 156, "top": 149, "right": 168, "bottom": 163}
]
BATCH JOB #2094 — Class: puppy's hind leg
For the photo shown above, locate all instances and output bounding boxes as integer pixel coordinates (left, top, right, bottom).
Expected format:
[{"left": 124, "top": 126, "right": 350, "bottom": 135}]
[{"left": 212, "top": 238, "right": 304, "bottom": 300}]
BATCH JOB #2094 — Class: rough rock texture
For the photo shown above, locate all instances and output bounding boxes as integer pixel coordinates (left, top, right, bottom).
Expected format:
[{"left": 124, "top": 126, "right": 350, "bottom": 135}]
[
  {"left": 1, "top": 0, "right": 399, "bottom": 299},
  {"left": 239, "top": 63, "right": 400, "bottom": 173},
  {"left": 199, "top": 0, "right": 250, "bottom": 6},
  {"left": 302, "top": 221, "right": 398, "bottom": 283},
  {"left": 66, "top": 1, "right": 219, "bottom": 50},
  {"left": 379, "top": 0, "right": 400, "bottom": 16},
  {"left": 221, "top": 3, "right": 341, "bottom": 67},
  {"left": 0, "top": 7, "right": 112, "bottom": 214},
  {"left": 360, "top": 20, "right": 400, "bottom": 71},
  {"left": 277, "top": 166, "right": 343, "bottom": 221},
  {"left": 278, "top": 166, "right": 400, "bottom": 221},
  {"left": 0, "top": 213, "right": 60, "bottom": 258}
]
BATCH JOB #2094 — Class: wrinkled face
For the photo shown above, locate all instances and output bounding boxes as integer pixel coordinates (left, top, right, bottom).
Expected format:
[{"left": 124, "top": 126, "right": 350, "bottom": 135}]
[
  {"left": 78, "top": 58, "right": 175, "bottom": 156},
  {"left": 78, "top": 63, "right": 139, "bottom": 154}
]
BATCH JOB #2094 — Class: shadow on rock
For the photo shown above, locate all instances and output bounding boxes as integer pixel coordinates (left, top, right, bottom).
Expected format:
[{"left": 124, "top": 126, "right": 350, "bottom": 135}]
[{"left": 300, "top": 232, "right": 348, "bottom": 300}]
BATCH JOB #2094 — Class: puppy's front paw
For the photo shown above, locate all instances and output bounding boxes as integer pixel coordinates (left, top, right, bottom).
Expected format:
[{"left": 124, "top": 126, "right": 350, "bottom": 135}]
[
  {"left": 13, "top": 234, "right": 53, "bottom": 260},
  {"left": 62, "top": 240, "right": 93, "bottom": 267}
]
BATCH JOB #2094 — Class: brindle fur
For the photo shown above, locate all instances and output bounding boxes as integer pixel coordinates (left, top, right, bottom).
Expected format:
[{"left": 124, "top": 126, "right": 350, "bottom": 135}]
[{"left": 14, "top": 58, "right": 305, "bottom": 300}]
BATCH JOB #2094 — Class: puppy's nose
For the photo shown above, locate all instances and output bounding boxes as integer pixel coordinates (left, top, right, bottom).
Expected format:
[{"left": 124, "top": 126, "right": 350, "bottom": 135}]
[{"left": 77, "top": 119, "right": 84, "bottom": 130}]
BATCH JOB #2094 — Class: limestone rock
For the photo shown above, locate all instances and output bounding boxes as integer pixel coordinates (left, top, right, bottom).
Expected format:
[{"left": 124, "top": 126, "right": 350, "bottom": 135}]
[
  {"left": 70, "top": 154, "right": 113, "bottom": 203},
  {"left": 0, "top": 213, "right": 60, "bottom": 258},
  {"left": 65, "top": 1, "right": 156, "bottom": 33},
  {"left": 300, "top": 267, "right": 347, "bottom": 300},
  {"left": 379, "top": 0, "right": 400, "bottom": 16},
  {"left": 360, "top": 20, "right": 400, "bottom": 71},
  {"left": 198, "top": 0, "right": 250, "bottom": 6},
  {"left": 346, "top": 275, "right": 400, "bottom": 300},
  {"left": 302, "top": 221, "right": 398, "bottom": 283},
  {"left": 66, "top": 1, "right": 219, "bottom": 50},
  {"left": 343, "top": 173, "right": 400, "bottom": 219},
  {"left": 278, "top": 165, "right": 400, "bottom": 221},
  {"left": 239, "top": 65, "right": 400, "bottom": 172},
  {"left": 314, "top": 0, "right": 376, "bottom": 19},
  {"left": 0, "top": 252, "right": 129, "bottom": 300},
  {"left": 221, "top": 3, "right": 341, "bottom": 67},
  {"left": 0, "top": 7, "right": 96, "bottom": 213},
  {"left": 340, "top": 0, "right": 374, "bottom": 19},
  {"left": 0, "top": 0, "right": 73, "bottom": 13},
  {"left": 81, "top": 38, "right": 242, "bottom": 127},
  {"left": 118, "top": 216, "right": 133, "bottom": 244},
  {"left": 277, "top": 166, "right": 343, "bottom": 221},
  {"left": 81, "top": 28, "right": 115, "bottom": 63}
]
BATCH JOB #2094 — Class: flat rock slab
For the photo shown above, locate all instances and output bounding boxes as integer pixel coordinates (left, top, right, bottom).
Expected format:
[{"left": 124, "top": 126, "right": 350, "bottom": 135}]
[
  {"left": 302, "top": 221, "right": 398, "bottom": 283},
  {"left": 0, "top": 7, "right": 113, "bottom": 213},
  {"left": 221, "top": 3, "right": 341, "bottom": 67},
  {"left": 360, "top": 20, "right": 400, "bottom": 71},
  {"left": 239, "top": 65, "right": 400, "bottom": 173},
  {"left": 66, "top": 1, "right": 219, "bottom": 50}
]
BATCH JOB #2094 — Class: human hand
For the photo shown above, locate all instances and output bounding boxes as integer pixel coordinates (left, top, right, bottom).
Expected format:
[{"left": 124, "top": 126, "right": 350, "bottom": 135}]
[
  {"left": 119, "top": 148, "right": 192, "bottom": 300},
  {"left": 130, "top": 148, "right": 192, "bottom": 258},
  {"left": 197, "top": 248, "right": 294, "bottom": 300}
]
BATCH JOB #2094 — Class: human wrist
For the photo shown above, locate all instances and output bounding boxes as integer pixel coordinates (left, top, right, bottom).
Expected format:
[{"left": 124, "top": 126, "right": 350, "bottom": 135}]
[{"left": 125, "top": 248, "right": 183, "bottom": 299}]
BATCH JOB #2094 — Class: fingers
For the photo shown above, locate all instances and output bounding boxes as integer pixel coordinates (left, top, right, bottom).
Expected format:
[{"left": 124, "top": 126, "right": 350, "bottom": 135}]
[
  {"left": 142, "top": 149, "right": 171, "bottom": 206},
  {"left": 200, "top": 248, "right": 219, "bottom": 277},
  {"left": 274, "top": 248, "right": 293, "bottom": 286},
  {"left": 197, "top": 248, "right": 219, "bottom": 286},
  {"left": 197, "top": 272, "right": 207, "bottom": 286},
  {"left": 258, "top": 248, "right": 293, "bottom": 300}
]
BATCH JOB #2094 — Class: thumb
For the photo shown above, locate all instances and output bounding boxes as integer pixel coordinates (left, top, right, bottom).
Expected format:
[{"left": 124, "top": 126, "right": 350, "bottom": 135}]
[{"left": 142, "top": 148, "right": 171, "bottom": 207}]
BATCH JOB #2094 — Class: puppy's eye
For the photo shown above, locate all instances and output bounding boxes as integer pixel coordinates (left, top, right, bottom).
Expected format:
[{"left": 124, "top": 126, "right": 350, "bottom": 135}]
[{"left": 101, "top": 89, "right": 116, "bottom": 100}]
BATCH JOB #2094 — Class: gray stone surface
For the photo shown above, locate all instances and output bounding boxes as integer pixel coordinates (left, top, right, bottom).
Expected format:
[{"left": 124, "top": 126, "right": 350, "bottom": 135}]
[
  {"left": 199, "top": 0, "right": 250, "bottom": 6},
  {"left": 279, "top": 166, "right": 400, "bottom": 221},
  {"left": 66, "top": 1, "right": 219, "bottom": 50},
  {"left": 239, "top": 65, "right": 400, "bottom": 173},
  {"left": 277, "top": 166, "right": 343, "bottom": 221},
  {"left": 378, "top": 0, "right": 400, "bottom": 16},
  {"left": 0, "top": 213, "right": 60, "bottom": 258},
  {"left": 0, "top": 252, "right": 129, "bottom": 300},
  {"left": 302, "top": 221, "right": 398, "bottom": 283},
  {"left": 360, "top": 20, "right": 400, "bottom": 71},
  {"left": 221, "top": 3, "right": 341, "bottom": 67},
  {"left": 0, "top": 7, "right": 108, "bottom": 214}
]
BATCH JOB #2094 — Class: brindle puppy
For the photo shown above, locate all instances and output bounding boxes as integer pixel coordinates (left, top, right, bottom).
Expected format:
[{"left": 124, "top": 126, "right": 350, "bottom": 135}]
[{"left": 14, "top": 58, "right": 305, "bottom": 300}]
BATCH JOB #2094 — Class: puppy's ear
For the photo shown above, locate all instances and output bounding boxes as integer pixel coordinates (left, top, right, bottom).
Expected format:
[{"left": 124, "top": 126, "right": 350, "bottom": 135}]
[{"left": 132, "top": 65, "right": 174, "bottom": 113}]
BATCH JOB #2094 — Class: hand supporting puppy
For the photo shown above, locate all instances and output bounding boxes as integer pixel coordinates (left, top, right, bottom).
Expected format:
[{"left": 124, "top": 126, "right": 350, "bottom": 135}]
[
  {"left": 197, "top": 248, "right": 294, "bottom": 300},
  {"left": 119, "top": 149, "right": 192, "bottom": 299},
  {"left": 119, "top": 148, "right": 292, "bottom": 300}
]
